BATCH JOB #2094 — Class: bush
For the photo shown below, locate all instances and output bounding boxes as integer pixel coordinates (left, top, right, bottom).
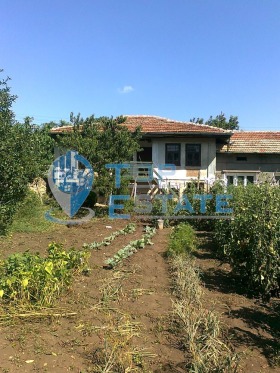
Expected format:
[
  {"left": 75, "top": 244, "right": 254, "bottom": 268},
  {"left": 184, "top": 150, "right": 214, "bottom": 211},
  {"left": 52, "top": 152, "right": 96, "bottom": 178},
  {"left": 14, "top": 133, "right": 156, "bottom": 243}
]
[
  {"left": 0, "top": 73, "right": 54, "bottom": 235},
  {"left": 214, "top": 183, "right": 280, "bottom": 299},
  {"left": 167, "top": 223, "right": 197, "bottom": 257},
  {"left": 0, "top": 242, "right": 90, "bottom": 307},
  {"left": 11, "top": 190, "right": 54, "bottom": 233}
]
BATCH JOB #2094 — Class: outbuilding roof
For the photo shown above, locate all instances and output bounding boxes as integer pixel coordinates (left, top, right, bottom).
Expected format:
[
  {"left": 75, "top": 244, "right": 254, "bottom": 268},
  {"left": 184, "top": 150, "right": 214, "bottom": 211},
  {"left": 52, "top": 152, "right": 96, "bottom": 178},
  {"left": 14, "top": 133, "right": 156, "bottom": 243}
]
[{"left": 218, "top": 131, "right": 280, "bottom": 154}]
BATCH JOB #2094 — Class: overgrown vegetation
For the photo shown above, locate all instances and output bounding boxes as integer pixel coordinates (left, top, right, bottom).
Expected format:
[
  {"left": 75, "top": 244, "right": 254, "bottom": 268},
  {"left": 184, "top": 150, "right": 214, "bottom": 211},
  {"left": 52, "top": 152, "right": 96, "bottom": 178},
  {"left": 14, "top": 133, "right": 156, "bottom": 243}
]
[
  {"left": 0, "top": 71, "right": 54, "bottom": 235},
  {"left": 167, "top": 222, "right": 197, "bottom": 257},
  {"left": 214, "top": 183, "right": 280, "bottom": 300},
  {"left": 55, "top": 113, "right": 142, "bottom": 200},
  {"left": 11, "top": 190, "right": 54, "bottom": 233},
  {"left": 0, "top": 242, "right": 90, "bottom": 307},
  {"left": 169, "top": 253, "right": 241, "bottom": 371}
]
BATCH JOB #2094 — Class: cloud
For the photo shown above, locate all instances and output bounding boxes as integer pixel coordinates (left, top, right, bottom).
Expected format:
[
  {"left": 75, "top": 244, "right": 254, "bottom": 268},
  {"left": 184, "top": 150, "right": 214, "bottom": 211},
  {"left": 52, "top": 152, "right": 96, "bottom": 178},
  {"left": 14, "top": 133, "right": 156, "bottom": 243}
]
[{"left": 118, "top": 85, "right": 134, "bottom": 94}]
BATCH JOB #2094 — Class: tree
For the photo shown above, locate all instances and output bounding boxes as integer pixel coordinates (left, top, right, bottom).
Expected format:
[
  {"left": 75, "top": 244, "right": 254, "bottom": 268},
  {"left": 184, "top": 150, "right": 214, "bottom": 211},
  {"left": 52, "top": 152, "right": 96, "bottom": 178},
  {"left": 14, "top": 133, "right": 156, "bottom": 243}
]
[
  {"left": 190, "top": 112, "right": 239, "bottom": 130},
  {"left": 0, "top": 70, "right": 54, "bottom": 234},
  {"left": 56, "top": 113, "right": 142, "bottom": 198}
]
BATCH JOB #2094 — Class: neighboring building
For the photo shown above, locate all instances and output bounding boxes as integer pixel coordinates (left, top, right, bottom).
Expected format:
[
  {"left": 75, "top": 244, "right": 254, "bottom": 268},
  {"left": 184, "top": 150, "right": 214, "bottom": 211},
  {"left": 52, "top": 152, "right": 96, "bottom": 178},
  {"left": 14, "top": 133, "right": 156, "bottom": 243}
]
[
  {"left": 50, "top": 115, "right": 280, "bottom": 190},
  {"left": 217, "top": 131, "right": 280, "bottom": 186}
]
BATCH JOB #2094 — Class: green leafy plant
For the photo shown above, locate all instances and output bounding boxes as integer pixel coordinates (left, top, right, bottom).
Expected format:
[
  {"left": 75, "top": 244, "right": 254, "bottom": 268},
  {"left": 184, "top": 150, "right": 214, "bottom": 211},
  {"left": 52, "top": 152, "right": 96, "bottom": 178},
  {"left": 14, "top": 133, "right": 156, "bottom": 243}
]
[
  {"left": 0, "top": 71, "right": 54, "bottom": 235},
  {"left": 56, "top": 114, "right": 141, "bottom": 200},
  {"left": 214, "top": 183, "right": 280, "bottom": 300},
  {"left": 167, "top": 222, "right": 197, "bottom": 257},
  {"left": 0, "top": 242, "right": 90, "bottom": 307},
  {"left": 11, "top": 190, "right": 54, "bottom": 233},
  {"left": 105, "top": 226, "right": 156, "bottom": 268},
  {"left": 83, "top": 223, "right": 136, "bottom": 250}
]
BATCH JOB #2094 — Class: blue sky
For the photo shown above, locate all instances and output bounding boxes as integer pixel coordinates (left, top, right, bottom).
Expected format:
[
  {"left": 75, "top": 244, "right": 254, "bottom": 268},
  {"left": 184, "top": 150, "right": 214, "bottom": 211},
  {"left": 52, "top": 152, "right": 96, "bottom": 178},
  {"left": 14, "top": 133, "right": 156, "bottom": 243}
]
[{"left": 1, "top": 0, "right": 280, "bottom": 130}]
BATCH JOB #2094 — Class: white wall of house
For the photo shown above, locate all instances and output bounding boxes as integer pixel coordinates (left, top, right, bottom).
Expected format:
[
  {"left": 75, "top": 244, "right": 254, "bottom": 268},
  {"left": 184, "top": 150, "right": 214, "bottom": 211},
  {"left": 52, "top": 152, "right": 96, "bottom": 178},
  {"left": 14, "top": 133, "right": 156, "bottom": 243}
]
[{"left": 150, "top": 137, "right": 217, "bottom": 183}]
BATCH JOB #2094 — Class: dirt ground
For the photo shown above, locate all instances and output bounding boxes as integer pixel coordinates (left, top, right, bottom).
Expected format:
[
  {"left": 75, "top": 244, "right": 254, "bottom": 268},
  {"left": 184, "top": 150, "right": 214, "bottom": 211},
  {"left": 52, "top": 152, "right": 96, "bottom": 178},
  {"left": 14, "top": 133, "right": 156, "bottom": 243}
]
[{"left": 0, "top": 219, "right": 279, "bottom": 372}]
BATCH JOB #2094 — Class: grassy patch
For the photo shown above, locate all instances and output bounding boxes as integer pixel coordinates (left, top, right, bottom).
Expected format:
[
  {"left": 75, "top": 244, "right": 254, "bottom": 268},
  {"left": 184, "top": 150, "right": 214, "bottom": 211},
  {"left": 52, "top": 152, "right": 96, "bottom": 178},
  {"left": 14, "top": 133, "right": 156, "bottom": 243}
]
[
  {"left": 11, "top": 191, "right": 55, "bottom": 233},
  {"left": 166, "top": 222, "right": 197, "bottom": 257}
]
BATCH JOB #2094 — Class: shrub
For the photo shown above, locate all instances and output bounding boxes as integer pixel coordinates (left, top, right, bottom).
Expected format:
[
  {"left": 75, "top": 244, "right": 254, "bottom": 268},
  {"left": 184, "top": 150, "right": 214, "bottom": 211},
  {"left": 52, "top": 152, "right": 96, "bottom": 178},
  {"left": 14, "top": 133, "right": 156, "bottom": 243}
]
[
  {"left": 0, "top": 72, "right": 54, "bottom": 235},
  {"left": 11, "top": 190, "right": 54, "bottom": 233},
  {"left": 0, "top": 242, "right": 90, "bottom": 307},
  {"left": 214, "top": 183, "right": 280, "bottom": 299},
  {"left": 167, "top": 223, "right": 197, "bottom": 257}
]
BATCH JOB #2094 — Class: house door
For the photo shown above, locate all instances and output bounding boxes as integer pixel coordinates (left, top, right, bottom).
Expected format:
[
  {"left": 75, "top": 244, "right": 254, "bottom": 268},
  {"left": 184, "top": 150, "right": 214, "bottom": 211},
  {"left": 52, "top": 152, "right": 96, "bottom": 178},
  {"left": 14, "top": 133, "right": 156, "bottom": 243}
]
[{"left": 137, "top": 147, "right": 152, "bottom": 162}]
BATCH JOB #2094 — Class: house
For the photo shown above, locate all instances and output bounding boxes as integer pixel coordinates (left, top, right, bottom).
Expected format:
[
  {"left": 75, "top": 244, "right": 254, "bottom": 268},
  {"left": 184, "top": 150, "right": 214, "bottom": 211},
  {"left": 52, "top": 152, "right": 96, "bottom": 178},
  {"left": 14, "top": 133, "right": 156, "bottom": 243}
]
[
  {"left": 50, "top": 115, "right": 280, "bottom": 192},
  {"left": 216, "top": 131, "right": 280, "bottom": 185}
]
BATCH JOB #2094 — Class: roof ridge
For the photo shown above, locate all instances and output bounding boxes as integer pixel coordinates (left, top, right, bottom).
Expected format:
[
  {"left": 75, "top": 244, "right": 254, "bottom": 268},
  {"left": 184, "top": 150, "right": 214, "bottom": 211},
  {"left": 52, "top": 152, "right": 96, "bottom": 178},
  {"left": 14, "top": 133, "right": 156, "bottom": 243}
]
[
  {"left": 233, "top": 130, "right": 280, "bottom": 133},
  {"left": 124, "top": 114, "right": 230, "bottom": 132}
]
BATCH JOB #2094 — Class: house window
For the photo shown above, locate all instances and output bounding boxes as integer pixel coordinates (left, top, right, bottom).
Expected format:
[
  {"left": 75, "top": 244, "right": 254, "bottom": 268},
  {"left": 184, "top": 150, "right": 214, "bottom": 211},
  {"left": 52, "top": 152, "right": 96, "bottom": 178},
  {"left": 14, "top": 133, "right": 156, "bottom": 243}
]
[
  {"left": 165, "top": 144, "right": 181, "bottom": 166},
  {"left": 227, "top": 176, "right": 234, "bottom": 185},
  {"left": 225, "top": 174, "right": 255, "bottom": 186},
  {"left": 186, "top": 144, "right": 201, "bottom": 167}
]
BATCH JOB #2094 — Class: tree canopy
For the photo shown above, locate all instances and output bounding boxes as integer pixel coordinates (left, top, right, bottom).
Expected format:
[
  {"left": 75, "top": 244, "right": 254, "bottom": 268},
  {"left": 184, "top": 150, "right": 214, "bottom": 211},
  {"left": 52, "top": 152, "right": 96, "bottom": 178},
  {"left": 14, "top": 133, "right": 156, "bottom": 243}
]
[
  {"left": 0, "top": 70, "right": 54, "bottom": 234},
  {"left": 190, "top": 112, "right": 239, "bottom": 130},
  {"left": 55, "top": 113, "right": 142, "bottom": 198}
]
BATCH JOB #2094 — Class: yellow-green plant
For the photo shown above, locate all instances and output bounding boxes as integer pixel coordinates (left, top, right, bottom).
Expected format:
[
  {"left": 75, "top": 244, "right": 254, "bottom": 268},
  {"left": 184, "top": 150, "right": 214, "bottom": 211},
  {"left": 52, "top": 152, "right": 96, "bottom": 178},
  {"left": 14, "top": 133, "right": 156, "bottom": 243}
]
[{"left": 0, "top": 242, "right": 90, "bottom": 307}]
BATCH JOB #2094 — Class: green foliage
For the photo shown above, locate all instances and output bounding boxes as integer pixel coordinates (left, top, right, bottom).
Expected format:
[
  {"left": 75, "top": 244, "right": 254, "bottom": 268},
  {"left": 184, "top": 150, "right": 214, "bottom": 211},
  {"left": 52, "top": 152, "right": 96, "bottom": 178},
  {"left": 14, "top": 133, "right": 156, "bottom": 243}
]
[
  {"left": 167, "top": 223, "right": 197, "bottom": 257},
  {"left": 11, "top": 190, "right": 54, "bottom": 233},
  {"left": 56, "top": 114, "right": 142, "bottom": 199},
  {"left": 83, "top": 223, "right": 136, "bottom": 250},
  {"left": 190, "top": 112, "right": 239, "bottom": 130},
  {"left": 0, "top": 242, "right": 90, "bottom": 306},
  {"left": 105, "top": 226, "right": 156, "bottom": 268},
  {"left": 0, "top": 71, "right": 54, "bottom": 235},
  {"left": 214, "top": 183, "right": 280, "bottom": 299}
]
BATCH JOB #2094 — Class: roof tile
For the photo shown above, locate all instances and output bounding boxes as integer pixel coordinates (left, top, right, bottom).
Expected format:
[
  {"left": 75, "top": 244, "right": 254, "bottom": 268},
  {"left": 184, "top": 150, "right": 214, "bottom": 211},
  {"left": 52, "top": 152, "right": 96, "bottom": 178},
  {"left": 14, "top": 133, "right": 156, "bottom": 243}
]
[
  {"left": 50, "top": 115, "right": 230, "bottom": 135},
  {"left": 219, "top": 132, "right": 280, "bottom": 153}
]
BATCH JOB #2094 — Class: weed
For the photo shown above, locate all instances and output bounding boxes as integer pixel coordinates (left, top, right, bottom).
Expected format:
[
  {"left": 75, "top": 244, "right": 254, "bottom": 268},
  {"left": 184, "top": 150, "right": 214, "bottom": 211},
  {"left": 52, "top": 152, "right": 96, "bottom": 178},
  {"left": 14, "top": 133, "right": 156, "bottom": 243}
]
[
  {"left": 167, "top": 222, "right": 197, "bottom": 257},
  {"left": 130, "top": 288, "right": 154, "bottom": 300},
  {"left": 11, "top": 190, "right": 54, "bottom": 233},
  {"left": 169, "top": 250, "right": 241, "bottom": 372}
]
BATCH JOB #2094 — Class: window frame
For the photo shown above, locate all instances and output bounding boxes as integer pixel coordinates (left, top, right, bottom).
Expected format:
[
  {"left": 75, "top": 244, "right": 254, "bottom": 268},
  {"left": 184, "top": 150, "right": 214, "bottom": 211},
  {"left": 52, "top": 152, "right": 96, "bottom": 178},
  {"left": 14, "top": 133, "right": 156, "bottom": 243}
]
[
  {"left": 165, "top": 143, "right": 181, "bottom": 166},
  {"left": 185, "top": 144, "right": 201, "bottom": 167},
  {"left": 225, "top": 173, "right": 256, "bottom": 186}
]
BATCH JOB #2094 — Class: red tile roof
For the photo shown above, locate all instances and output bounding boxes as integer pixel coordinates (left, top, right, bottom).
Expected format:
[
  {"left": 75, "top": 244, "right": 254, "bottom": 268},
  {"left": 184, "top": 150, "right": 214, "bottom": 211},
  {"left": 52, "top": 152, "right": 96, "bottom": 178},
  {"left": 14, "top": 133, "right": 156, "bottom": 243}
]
[
  {"left": 219, "top": 131, "right": 280, "bottom": 154},
  {"left": 50, "top": 115, "right": 230, "bottom": 135},
  {"left": 122, "top": 115, "right": 230, "bottom": 134},
  {"left": 50, "top": 116, "right": 280, "bottom": 154}
]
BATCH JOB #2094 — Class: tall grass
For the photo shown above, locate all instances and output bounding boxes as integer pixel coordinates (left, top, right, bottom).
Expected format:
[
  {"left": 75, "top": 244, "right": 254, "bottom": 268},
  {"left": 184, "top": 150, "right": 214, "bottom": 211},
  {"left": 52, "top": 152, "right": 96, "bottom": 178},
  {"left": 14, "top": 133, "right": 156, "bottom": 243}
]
[
  {"left": 169, "top": 236, "right": 241, "bottom": 372},
  {"left": 11, "top": 190, "right": 55, "bottom": 233}
]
